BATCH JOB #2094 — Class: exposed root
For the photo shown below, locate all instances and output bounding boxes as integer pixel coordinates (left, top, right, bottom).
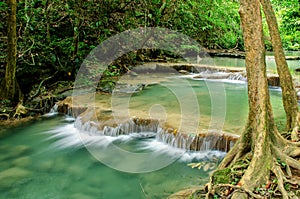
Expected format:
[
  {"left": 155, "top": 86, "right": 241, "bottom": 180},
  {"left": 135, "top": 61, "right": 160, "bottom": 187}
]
[
  {"left": 274, "top": 127, "right": 300, "bottom": 147},
  {"left": 218, "top": 141, "right": 240, "bottom": 169},
  {"left": 273, "top": 145, "right": 300, "bottom": 171},
  {"left": 218, "top": 140, "right": 249, "bottom": 169},
  {"left": 286, "top": 163, "right": 292, "bottom": 177},
  {"left": 0, "top": 113, "right": 10, "bottom": 120},
  {"left": 272, "top": 163, "right": 289, "bottom": 199},
  {"left": 288, "top": 148, "right": 300, "bottom": 158},
  {"left": 206, "top": 142, "right": 300, "bottom": 199},
  {"left": 29, "top": 71, "right": 58, "bottom": 100},
  {"left": 211, "top": 184, "right": 264, "bottom": 199}
]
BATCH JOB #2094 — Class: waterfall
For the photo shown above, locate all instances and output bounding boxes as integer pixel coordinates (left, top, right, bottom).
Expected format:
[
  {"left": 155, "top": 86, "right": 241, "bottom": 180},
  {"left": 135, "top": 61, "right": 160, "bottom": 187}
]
[
  {"left": 156, "top": 129, "right": 194, "bottom": 150},
  {"left": 74, "top": 117, "right": 159, "bottom": 137},
  {"left": 49, "top": 104, "right": 58, "bottom": 113},
  {"left": 228, "top": 73, "right": 246, "bottom": 81},
  {"left": 74, "top": 117, "right": 238, "bottom": 152},
  {"left": 156, "top": 130, "right": 238, "bottom": 152},
  {"left": 189, "top": 132, "right": 238, "bottom": 152},
  {"left": 43, "top": 104, "right": 59, "bottom": 116},
  {"left": 191, "top": 71, "right": 247, "bottom": 82}
]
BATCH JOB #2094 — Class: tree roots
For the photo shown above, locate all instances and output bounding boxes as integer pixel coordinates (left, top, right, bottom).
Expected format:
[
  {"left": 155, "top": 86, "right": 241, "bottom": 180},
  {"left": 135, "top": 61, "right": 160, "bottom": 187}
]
[{"left": 205, "top": 141, "right": 300, "bottom": 199}]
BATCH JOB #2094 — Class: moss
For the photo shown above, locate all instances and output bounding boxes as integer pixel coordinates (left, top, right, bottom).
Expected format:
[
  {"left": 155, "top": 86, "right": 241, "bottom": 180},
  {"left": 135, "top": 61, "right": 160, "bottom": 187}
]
[{"left": 212, "top": 168, "right": 232, "bottom": 184}]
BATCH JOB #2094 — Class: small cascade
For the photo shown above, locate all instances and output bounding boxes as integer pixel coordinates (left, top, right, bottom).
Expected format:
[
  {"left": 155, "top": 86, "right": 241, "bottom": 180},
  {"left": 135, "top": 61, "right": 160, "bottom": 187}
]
[
  {"left": 74, "top": 117, "right": 160, "bottom": 137},
  {"left": 189, "top": 132, "right": 238, "bottom": 152},
  {"left": 49, "top": 104, "right": 58, "bottom": 113},
  {"left": 192, "top": 71, "right": 247, "bottom": 82},
  {"left": 156, "top": 129, "right": 194, "bottom": 150},
  {"left": 74, "top": 116, "right": 239, "bottom": 153},
  {"left": 43, "top": 104, "right": 59, "bottom": 116},
  {"left": 156, "top": 129, "right": 238, "bottom": 152},
  {"left": 228, "top": 73, "right": 246, "bottom": 81}
]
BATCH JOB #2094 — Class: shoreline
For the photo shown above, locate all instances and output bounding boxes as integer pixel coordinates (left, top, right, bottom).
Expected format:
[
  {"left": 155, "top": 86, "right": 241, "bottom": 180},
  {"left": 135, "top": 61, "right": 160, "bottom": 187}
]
[
  {"left": 206, "top": 49, "right": 300, "bottom": 60},
  {"left": 0, "top": 60, "right": 298, "bottom": 130}
]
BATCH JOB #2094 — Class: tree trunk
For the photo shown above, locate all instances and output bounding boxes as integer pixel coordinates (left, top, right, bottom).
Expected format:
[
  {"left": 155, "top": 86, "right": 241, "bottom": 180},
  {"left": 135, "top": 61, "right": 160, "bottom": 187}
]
[
  {"left": 235, "top": 0, "right": 273, "bottom": 190},
  {"left": 260, "top": 0, "right": 298, "bottom": 131},
  {"left": 0, "top": 0, "right": 22, "bottom": 101},
  {"left": 206, "top": 0, "right": 300, "bottom": 198}
]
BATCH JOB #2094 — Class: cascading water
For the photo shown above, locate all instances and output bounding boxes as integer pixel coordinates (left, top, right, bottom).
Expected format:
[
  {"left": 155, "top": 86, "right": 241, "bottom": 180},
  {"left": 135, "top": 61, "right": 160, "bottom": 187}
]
[
  {"left": 228, "top": 73, "right": 247, "bottom": 81},
  {"left": 156, "top": 129, "right": 194, "bottom": 150},
  {"left": 43, "top": 104, "right": 59, "bottom": 117},
  {"left": 73, "top": 116, "right": 238, "bottom": 153},
  {"left": 50, "top": 104, "right": 58, "bottom": 113},
  {"left": 74, "top": 117, "right": 159, "bottom": 138}
]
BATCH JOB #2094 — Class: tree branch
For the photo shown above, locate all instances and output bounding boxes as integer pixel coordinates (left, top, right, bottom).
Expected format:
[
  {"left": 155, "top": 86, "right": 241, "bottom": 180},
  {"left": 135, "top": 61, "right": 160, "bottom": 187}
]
[{"left": 29, "top": 71, "right": 58, "bottom": 99}]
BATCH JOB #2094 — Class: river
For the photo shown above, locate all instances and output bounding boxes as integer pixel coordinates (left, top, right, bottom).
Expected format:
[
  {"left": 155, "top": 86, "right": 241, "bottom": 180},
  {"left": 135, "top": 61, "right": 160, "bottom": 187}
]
[{"left": 0, "top": 55, "right": 295, "bottom": 198}]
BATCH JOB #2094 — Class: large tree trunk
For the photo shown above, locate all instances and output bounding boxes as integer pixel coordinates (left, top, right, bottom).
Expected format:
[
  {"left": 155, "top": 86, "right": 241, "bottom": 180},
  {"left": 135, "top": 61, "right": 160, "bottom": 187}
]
[
  {"left": 260, "top": 0, "right": 298, "bottom": 132},
  {"left": 0, "top": 0, "right": 22, "bottom": 102},
  {"left": 206, "top": 0, "right": 300, "bottom": 198},
  {"left": 232, "top": 0, "right": 272, "bottom": 191}
]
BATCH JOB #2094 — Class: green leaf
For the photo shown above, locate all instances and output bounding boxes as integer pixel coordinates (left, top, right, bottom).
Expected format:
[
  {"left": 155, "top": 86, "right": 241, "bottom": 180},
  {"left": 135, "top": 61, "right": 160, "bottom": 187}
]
[{"left": 135, "top": 11, "right": 144, "bottom": 17}]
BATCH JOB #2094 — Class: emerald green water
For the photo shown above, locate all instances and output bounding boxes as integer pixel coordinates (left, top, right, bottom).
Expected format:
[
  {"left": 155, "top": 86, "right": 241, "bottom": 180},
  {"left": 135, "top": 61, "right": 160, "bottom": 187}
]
[
  {"left": 212, "top": 56, "right": 299, "bottom": 72},
  {"left": 0, "top": 115, "right": 220, "bottom": 199},
  {"left": 0, "top": 74, "right": 286, "bottom": 199},
  {"left": 128, "top": 78, "right": 285, "bottom": 134}
]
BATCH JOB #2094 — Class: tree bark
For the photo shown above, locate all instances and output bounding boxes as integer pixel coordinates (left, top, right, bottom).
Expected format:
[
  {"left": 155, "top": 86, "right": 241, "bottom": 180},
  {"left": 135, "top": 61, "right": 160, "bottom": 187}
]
[
  {"left": 237, "top": 0, "right": 273, "bottom": 190},
  {"left": 260, "top": 0, "right": 298, "bottom": 131},
  {"left": 207, "top": 0, "right": 300, "bottom": 198},
  {"left": 0, "top": 0, "right": 22, "bottom": 101}
]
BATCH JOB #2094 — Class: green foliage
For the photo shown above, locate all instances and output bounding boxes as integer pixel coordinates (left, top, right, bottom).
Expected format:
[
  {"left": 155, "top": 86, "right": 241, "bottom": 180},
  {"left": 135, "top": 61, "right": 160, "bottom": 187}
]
[
  {"left": 0, "top": 0, "right": 298, "bottom": 96},
  {"left": 212, "top": 168, "right": 231, "bottom": 184},
  {"left": 271, "top": 0, "right": 300, "bottom": 50},
  {"left": 276, "top": 158, "right": 287, "bottom": 168}
]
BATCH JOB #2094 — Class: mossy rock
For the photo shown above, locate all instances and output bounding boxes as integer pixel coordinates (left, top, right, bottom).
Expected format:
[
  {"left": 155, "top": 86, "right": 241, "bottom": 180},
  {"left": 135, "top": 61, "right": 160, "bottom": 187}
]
[{"left": 212, "top": 168, "right": 231, "bottom": 184}]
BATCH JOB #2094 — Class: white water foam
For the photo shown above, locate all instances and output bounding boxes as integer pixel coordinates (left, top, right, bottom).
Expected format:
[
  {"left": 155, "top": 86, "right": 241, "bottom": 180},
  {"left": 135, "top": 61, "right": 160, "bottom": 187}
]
[
  {"left": 43, "top": 104, "right": 59, "bottom": 117},
  {"left": 45, "top": 123, "right": 133, "bottom": 150},
  {"left": 45, "top": 121, "right": 226, "bottom": 163},
  {"left": 141, "top": 139, "right": 225, "bottom": 162},
  {"left": 179, "top": 73, "right": 247, "bottom": 84}
]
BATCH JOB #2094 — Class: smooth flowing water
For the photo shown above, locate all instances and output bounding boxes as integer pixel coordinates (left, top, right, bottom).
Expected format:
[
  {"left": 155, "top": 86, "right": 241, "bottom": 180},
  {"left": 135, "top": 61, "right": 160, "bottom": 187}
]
[
  {"left": 0, "top": 115, "right": 224, "bottom": 199},
  {"left": 124, "top": 78, "right": 285, "bottom": 134},
  {"left": 0, "top": 58, "right": 288, "bottom": 198}
]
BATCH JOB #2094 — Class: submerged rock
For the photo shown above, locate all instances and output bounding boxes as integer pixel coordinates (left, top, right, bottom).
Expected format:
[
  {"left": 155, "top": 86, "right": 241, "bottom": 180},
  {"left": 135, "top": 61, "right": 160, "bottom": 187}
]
[
  {"left": 0, "top": 167, "right": 31, "bottom": 189},
  {"left": 0, "top": 145, "right": 31, "bottom": 162},
  {"left": 12, "top": 156, "right": 32, "bottom": 168}
]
